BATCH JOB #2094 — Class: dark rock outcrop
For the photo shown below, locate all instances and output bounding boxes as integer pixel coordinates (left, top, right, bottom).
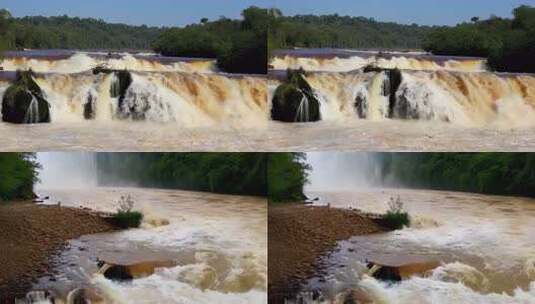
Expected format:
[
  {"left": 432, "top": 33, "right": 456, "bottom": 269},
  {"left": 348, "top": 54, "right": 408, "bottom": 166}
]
[
  {"left": 362, "top": 65, "right": 403, "bottom": 118},
  {"left": 271, "top": 69, "right": 321, "bottom": 122},
  {"left": 1, "top": 70, "right": 50, "bottom": 124},
  {"left": 97, "top": 259, "right": 176, "bottom": 282}
]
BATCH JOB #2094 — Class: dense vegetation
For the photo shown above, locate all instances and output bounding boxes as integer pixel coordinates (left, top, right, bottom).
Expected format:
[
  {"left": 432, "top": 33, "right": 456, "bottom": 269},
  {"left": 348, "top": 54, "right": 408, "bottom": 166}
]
[
  {"left": 380, "top": 153, "right": 535, "bottom": 198},
  {"left": 0, "top": 9, "right": 161, "bottom": 50},
  {"left": 424, "top": 5, "right": 535, "bottom": 73},
  {"left": 268, "top": 153, "right": 310, "bottom": 202},
  {"left": 153, "top": 7, "right": 268, "bottom": 74},
  {"left": 95, "top": 153, "right": 266, "bottom": 197},
  {"left": 0, "top": 153, "right": 39, "bottom": 201},
  {"left": 269, "top": 10, "right": 433, "bottom": 50}
]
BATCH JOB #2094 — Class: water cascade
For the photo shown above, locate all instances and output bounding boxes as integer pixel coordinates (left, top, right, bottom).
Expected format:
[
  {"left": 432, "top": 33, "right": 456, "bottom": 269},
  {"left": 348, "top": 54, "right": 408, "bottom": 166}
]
[{"left": 270, "top": 69, "right": 535, "bottom": 127}]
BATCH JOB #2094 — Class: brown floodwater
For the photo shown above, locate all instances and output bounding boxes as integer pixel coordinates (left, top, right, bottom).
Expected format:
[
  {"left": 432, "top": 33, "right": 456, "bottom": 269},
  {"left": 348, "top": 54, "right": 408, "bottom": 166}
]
[{"left": 297, "top": 188, "right": 535, "bottom": 303}]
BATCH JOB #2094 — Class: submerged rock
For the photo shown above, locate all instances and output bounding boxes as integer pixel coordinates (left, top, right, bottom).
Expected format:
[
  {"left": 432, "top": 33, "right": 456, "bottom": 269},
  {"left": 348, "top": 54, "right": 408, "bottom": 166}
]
[
  {"left": 367, "top": 256, "right": 440, "bottom": 282},
  {"left": 271, "top": 69, "right": 321, "bottom": 122},
  {"left": 1, "top": 70, "right": 50, "bottom": 124},
  {"left": 97, "top": 259, "right": 176, "bottom": 281}
]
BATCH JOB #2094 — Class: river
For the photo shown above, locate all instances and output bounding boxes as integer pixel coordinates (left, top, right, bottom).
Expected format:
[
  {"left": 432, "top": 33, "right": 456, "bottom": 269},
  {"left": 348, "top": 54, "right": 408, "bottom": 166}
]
[
  {"left": 296, "top": 152, "right": 535, "bottom": 303},
  {"left": 28, "top": 153, "right": 267, "bottom": 303}
]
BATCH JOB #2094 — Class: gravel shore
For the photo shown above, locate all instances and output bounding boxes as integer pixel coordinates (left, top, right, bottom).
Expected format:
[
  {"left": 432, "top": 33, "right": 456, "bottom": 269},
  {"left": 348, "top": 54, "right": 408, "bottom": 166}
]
[
  {"left": 0, "top": 202, "right": 117, "bottom": 302},
  {"left": 268, "top": 204, "right": 387, "bottom": 303}
]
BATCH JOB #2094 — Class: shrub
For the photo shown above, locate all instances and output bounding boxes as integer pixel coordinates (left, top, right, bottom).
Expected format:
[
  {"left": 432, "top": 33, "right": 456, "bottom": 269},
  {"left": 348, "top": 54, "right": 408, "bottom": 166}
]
[
  {"left": 112, "top": 195, "right": 143, "bottom": 228},
  {"left": 382, "top": 196, "right": 410, "bottom": 230}
]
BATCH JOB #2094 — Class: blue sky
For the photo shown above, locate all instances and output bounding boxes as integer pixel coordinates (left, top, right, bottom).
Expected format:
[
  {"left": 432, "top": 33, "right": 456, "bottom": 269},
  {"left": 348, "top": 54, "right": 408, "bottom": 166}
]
[
  {"left": 1, "top": 0, "right": 534, "bottom": 26},
  {"left": 273, "top": 0, "right": 535, "bottom": 26}
]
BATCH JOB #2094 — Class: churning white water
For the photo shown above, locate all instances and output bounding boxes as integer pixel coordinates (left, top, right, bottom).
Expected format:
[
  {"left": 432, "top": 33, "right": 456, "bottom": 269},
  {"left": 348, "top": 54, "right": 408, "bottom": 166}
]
[
  {"left": 0, "top": 52, "right": 216, "bottom": 74},
  {"left": 299, "top": 153, "right": 535, "bottom": 303},
  {"left": 270, "top": 52, "right": 487, "bottom": 73}
]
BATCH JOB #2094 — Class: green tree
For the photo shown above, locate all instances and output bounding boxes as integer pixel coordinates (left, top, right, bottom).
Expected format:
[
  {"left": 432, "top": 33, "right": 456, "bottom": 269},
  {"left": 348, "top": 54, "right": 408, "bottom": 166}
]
[
  {"left": 0, "top": 153, "right": 40, "bottom": 201},
  {"left": 268, "top": 153, "right": 310, "bottom": 202}
]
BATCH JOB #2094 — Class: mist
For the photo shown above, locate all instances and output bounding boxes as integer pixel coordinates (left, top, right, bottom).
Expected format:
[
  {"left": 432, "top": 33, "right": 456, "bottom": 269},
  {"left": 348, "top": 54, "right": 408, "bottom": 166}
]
[
  {"left": 36, "top": 152, "right": 98, "bottom": 189},
  {"left": 305, "top": 152, "right": 386, "bottom": 192}
]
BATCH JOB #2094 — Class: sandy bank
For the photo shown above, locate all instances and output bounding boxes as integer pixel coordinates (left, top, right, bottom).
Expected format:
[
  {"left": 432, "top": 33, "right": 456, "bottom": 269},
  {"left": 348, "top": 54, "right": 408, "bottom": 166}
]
[
  {"left": 268, "top": 204, "right": 387, "bottom": 303},
  {"left": 0, "top": 202, "right": 117, "bottom": 302}
]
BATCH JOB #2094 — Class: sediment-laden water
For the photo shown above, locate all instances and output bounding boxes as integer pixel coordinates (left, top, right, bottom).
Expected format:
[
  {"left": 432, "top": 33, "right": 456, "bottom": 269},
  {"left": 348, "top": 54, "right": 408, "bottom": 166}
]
[
  {"left": 298, "top": 189, "right": 535, "bottom": 303},
  {"left": 30, "top": 187, "right": 267, "bottom": 304},
  {"left": 1, "top": 49, "right": 535, "bottom": 151}
]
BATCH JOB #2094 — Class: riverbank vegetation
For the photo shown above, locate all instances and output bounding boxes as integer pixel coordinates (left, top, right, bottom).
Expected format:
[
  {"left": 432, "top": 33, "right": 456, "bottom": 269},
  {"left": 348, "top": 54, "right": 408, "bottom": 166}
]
[
  {"left": 424, "top": 5, "right": 535, "bottom": 73},
  {"left": 111, "top": 195, "right": 143, "bottom": 229},
  {"left": 380, "top": 153, "right": 535, "bottom": 198},
  {"left": 269, "top": 10, "right": 433, "bottom": 50},
  {"left": 0, "top": 153, "right": 39, "bottom": 201},
  {"left": 382, "top": 196, "right": 410, "bottom": 230},
  {"left": 268, "top": 153, "right": 310, "bottom": 202},
  {"left": 153, "top": 7, "right": 268, "bottom": 74},
  {"left": 96, "top": 153, "right": 266, "bottom": 197}
]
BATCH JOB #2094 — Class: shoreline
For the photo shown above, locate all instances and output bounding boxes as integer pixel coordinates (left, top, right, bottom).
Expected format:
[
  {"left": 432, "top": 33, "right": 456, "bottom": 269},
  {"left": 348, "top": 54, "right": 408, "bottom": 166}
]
[
  {"left": 268, "top": 203, "right": 389, "bottom": 304},
  {"left": 0, "top": 202, "right": 119, "bottom": 302}
]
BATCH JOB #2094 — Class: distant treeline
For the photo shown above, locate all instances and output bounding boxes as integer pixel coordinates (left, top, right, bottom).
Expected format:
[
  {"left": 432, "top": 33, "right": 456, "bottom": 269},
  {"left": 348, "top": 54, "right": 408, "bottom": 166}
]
[
  {"left": 380, "top": 153, "right": 535, "bottom": 198},
  {"left": 268, "top": 153, "right": 310, "bottom": 202},
  {"left": 269, "top": 10, "right": 434, "bottom": 50},
  {"left": 0, "top": 9, "right": 161, "bottom": 50},
  {"left": 424, "top": 5, "right": 535, "bottom": 73},
  {"left": 95, "top": 153, "right": 266, "bottom": 197},
  {"left": 0, "top": 7, "right": 267, "bottom": 74},
  {"left": 0, "top": 153, "right": 39, "bottom": 201},
  {"left": 154, "top": 7, "right": 268, "bottom": 74}
]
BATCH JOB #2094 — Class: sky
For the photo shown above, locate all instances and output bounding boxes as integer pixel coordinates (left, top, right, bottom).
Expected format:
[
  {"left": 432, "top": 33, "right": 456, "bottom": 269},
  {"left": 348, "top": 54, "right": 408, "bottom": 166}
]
[
  {"left": 0, "top": 0, "right": 273, "bottom": 27},
  {"left": 1, "top": 0, "right": 534, "bottom": 27}
]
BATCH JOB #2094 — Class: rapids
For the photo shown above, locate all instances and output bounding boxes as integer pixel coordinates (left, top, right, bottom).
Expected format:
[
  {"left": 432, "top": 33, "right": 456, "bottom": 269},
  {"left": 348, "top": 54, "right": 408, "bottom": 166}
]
[
  {"left": 23, "top": 153, "right": 268, "bottom": 303},
  {"left": 270, "top": 50, "right": 487, "bottom": 72},
  {"left": 297, "top": 189, "right": 535, "bottom": 304},
  {"left": 0, "top": 51, "right": 216, "bottom": 74},
  {"left": 30, "top": 187, "right": 267, "bottom": 304}
]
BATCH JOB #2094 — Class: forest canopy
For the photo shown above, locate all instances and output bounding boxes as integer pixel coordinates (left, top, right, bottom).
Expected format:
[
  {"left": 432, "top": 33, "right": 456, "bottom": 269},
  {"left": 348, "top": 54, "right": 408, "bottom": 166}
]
[
  {"left": 380, "top": 153, "right": 535, "bottom": 198},
  {"left": 423, "top": 5, "right": 535, "bottom": 73},
  {"left": 0, "top": 9, "right": 161, "bottom": 50},
  {"left": 153, "top": 6, "right": 268, "bottom": 74},
  {"left": 95, "top": 153, "right": 267, "bottom": 197},
  {"left": 268, "top": 10, "right": 434, "bottom": 50},
  {"left": 0, "top": 153, "right": 39, "bottom": 201}
]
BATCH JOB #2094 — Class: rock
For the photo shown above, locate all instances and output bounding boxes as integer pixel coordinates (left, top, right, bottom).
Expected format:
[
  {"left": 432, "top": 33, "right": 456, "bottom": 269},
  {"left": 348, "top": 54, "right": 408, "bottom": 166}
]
[
  {"left": 97, "top": 259, "right": 176, "bottom": 281},
  {"left": 271, "top": 69, "right": 321, "bottom": 122},
  {"left": 1, "top": 70, "right": 50, "bottom": 124},
  {"left": 367, "top": 256, "right": 440, "bottom": 281}
]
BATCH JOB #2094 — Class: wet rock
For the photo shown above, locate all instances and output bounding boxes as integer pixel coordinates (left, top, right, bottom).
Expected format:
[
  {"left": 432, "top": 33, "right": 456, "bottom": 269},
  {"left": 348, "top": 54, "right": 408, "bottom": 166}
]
[
  {"left": 367, "top": 256, "right": 440, "bottom": 281},
  {"left": 97, "top": 259, "right": 176, "bottom": 281},
  {"left": 271, "top": 69, "right": 321, "bottom": 122},
  {"left": 1, "top": 70, "right": 50, "bottom": 124},
  {"left": 362, "top": 65, "right": 403, "bottom": 118},
  {"left": 83, "top": 93, "right": 96, "bottom": 120}
]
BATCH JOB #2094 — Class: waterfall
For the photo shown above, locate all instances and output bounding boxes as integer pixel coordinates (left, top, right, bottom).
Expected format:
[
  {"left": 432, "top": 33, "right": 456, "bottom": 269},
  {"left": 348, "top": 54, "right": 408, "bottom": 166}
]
[
  {"left": 0, "top": 52, "right": 216, "bottom": 74},
  {"left": 294, "top": 91, "right": 310, "bottom": 122},
  {"left": 298, "top": 70, "right": 535, "bottom": 127},
  {"left": 23, "top": 93, "right": 39, "bottom": 124},
  {"left": 270, "top": 54, "right": 487, "bottom": 73},
  {"left": 28, "top": 71, "right": 267, "bottom": 127}
]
